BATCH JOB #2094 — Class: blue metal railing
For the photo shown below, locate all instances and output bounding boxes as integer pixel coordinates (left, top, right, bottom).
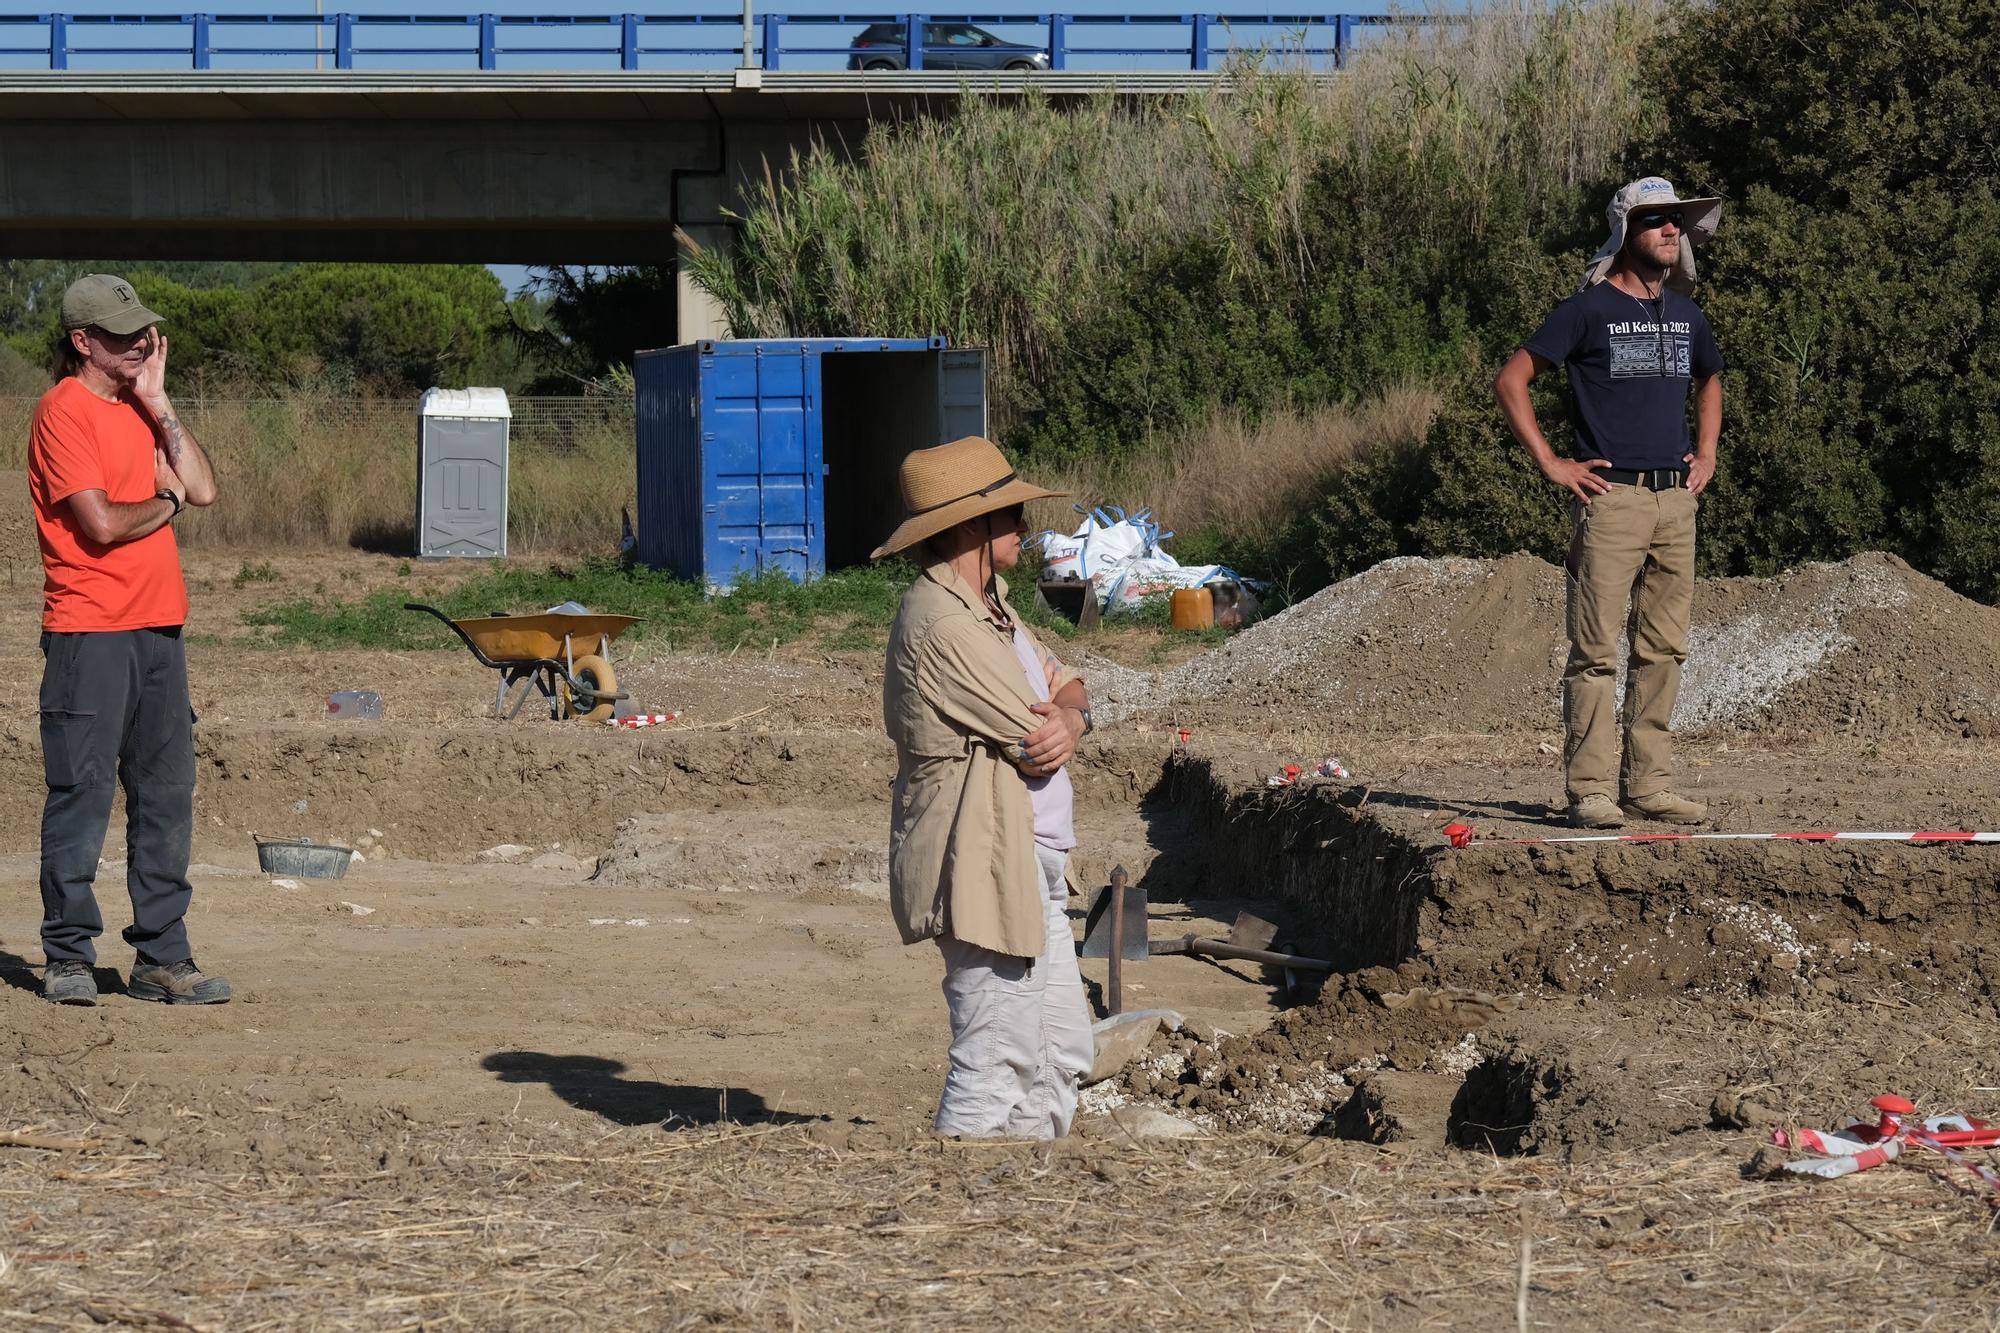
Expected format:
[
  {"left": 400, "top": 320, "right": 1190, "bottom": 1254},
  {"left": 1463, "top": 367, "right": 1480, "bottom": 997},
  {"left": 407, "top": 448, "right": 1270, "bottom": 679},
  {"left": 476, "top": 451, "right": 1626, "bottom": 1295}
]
[{"left": 0, "top": 12, "right": 1407, "bottom": 73}]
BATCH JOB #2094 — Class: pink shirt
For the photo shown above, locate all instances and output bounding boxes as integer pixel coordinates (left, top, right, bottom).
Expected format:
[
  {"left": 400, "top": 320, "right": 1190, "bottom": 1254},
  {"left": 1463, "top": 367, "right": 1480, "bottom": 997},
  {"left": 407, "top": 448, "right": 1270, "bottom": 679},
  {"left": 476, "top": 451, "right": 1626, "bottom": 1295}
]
[{"left": 1010, "top": 626, "right": 1076, "bottom": 852}]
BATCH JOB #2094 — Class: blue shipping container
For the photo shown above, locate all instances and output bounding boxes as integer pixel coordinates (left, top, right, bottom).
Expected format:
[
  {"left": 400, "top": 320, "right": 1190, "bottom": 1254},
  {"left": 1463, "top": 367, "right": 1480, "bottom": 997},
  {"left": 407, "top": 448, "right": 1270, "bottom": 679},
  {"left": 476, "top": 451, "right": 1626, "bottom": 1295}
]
[{"left": 635, "top": 338, "right": 988, "bottom": 589}]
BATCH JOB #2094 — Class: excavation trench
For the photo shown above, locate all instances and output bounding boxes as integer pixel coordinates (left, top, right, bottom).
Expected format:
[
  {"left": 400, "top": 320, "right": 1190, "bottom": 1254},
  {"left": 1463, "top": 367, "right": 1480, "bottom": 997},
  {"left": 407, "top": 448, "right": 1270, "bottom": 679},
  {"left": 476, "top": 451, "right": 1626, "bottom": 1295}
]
[{"left": 1119, "top": 750, "right": 2000, "bottom": 1155}]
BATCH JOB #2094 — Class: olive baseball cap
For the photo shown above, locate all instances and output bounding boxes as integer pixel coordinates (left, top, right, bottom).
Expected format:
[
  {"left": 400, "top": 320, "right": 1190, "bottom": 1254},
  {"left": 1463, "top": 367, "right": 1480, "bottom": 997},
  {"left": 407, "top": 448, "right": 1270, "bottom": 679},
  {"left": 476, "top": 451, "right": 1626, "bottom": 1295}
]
[{"left": 60, "top": 273, "right": 163, "bottom": 336}]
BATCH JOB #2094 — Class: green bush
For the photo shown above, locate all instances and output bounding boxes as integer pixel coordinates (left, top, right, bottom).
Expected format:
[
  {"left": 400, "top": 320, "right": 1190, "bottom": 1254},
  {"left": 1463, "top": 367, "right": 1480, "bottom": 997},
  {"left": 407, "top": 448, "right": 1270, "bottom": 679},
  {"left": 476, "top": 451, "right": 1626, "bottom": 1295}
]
[
  {"left": 1631, "top": 0, "right": 2000, "bottom": 595},
  {"left": 1690, "top": 184, "right": 2000, "bottom": 587},
  {"left": 245, "top": 264, "right": 510, "bottom": 390},
  {"left": 1313, "top": 381, "right": 1570, "bottom": 578},
  {"left": 1645, "top": 0, "right": 1996, "bottom": 205}
]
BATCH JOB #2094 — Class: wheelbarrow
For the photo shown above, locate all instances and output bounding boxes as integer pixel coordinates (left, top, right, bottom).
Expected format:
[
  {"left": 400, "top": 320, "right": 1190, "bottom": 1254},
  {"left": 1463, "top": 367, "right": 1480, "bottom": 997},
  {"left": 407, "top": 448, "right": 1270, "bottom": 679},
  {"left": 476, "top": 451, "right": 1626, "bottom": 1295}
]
[{"left": 404, "top": 603, "right": 639, "bottom": 722}]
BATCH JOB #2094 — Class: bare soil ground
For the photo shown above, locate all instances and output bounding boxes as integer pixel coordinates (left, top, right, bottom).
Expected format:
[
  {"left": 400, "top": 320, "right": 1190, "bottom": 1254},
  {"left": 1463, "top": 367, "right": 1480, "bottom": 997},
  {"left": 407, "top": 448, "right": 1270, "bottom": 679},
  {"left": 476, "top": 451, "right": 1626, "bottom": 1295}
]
[{"left": 5, "top": 546, "right": 2000, "bottom": 1329}]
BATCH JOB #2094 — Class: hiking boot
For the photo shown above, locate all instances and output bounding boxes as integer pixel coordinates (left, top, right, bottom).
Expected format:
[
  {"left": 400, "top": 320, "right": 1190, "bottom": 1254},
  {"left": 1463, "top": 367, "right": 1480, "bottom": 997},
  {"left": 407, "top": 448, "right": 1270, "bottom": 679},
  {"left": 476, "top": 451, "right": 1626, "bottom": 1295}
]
[
  {"left": 1622, "top": 791, "right": 1707, "bottom": 825},
  {"left": 127, "top": 959, "right": 231, "bottom": 1006},
  {"left": 1566, "top": 794, "right": 1626, "bottom": 829},
  {"left": 42, "top": 959, "right": 98, "bottom": 1006}
]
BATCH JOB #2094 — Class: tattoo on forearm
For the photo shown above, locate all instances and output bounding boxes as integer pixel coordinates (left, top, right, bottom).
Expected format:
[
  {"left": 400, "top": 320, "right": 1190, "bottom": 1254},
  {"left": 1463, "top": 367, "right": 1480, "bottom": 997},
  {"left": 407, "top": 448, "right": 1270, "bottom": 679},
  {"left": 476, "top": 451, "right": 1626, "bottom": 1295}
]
[{"left": 157, "top": 416, "right": 185, "bottom": 464}]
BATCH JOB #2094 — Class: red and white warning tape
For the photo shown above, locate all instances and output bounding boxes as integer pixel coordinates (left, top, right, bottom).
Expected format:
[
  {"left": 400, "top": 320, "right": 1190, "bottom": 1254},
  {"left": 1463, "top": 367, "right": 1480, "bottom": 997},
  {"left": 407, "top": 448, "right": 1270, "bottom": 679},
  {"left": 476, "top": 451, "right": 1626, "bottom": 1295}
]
[
  {"left": 1442, "top": 822, "right": 2000, "bottom": 849},
  {"left": 608, "top": 712, "right": 678, "bottom": 728},
  {"left": 1775, "top": 1096, "right": 2000, "bottom": 1198}
]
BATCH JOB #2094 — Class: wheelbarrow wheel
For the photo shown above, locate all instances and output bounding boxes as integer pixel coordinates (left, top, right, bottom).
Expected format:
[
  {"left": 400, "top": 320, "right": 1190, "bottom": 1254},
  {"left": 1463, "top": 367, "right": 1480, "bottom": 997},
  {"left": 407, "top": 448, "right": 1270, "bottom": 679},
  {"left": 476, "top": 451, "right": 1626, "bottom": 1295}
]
[{"left": 563, "top": 654, "right": 618, "bottom": 722}]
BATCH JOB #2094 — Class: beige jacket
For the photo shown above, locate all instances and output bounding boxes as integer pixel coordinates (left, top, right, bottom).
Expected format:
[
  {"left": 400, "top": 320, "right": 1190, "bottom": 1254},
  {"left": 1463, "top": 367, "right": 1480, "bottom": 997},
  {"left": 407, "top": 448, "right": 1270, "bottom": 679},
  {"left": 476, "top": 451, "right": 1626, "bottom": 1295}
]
[{"left": 883, "top": 558, "right": 1080, "bottom": 957}]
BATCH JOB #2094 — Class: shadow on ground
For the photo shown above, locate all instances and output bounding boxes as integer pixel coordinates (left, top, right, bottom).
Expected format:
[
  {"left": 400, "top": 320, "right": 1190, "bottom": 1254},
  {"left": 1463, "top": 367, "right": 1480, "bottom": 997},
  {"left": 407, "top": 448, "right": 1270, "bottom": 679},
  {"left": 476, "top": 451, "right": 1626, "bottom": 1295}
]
[
  {"left": 0, "top": 945, "right": 129, "bottom": 999},
  {"left": 482, "top": 1051, "right": 819, "bottom": 1127}
]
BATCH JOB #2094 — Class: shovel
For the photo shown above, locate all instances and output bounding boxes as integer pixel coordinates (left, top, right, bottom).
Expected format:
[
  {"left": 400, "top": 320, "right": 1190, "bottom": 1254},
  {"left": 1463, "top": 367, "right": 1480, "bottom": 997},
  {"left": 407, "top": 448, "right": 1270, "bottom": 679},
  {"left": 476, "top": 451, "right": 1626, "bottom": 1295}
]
[
  {"left": 1148, "top": 933, "right": 1336, "bottom": 973},
  {"left": 1081, "top": 865, "right": 1147, "bottom": 1015},
  {"left": 1152, "top": 910, "right": 1335, "bottom": 998}
]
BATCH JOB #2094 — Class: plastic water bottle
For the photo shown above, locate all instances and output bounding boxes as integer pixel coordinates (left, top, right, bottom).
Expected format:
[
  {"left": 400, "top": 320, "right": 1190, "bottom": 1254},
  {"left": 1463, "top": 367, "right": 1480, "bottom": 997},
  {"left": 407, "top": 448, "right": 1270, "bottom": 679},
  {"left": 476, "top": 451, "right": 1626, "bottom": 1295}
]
[{"left": 327, "top": 690, "right": 383, "bottom": 721}]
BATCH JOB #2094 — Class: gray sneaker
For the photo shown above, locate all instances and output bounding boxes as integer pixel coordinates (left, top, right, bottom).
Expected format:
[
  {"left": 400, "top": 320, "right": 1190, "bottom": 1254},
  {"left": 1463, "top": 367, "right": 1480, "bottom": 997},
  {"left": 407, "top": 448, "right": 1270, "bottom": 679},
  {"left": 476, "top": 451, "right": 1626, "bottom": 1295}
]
[
  {"left": 42, "top": 959, "right": 98, "bottom": 1006},
  {"left": 127, "top": 959, "right": 232, "bottom": 1005}
]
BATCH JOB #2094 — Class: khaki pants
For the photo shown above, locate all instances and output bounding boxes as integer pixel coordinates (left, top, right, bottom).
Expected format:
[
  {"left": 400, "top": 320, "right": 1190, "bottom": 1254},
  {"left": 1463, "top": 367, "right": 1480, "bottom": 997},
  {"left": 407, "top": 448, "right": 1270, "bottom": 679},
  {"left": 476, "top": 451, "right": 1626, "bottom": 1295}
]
[{"left": 1563, "top": 484, "right": 1697, "bottom": 805}]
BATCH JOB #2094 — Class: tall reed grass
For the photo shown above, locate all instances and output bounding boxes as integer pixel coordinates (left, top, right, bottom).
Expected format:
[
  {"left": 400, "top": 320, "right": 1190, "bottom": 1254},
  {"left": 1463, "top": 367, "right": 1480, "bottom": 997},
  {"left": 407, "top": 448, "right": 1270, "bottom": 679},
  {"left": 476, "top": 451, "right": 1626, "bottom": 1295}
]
[
  {"left": 0, "top": 391, "right": 632, "bottom": 555},
  {"left": 688, "top": 0, "right": 1662, "bottom": 436}
]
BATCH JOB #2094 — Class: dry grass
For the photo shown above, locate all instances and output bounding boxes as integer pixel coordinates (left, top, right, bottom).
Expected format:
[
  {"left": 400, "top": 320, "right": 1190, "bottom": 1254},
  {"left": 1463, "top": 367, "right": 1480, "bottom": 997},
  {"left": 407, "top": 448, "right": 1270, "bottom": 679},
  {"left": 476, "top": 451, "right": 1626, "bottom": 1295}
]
[
  {"left": 1026, "top": 385, "right": 1439, "bottom": 547},
  {"left": 0, "top": 393, "right": 632, "bottom": 556},
  {"left": 4, "top": 1112, "right": 1999, "bottom": 1329}
]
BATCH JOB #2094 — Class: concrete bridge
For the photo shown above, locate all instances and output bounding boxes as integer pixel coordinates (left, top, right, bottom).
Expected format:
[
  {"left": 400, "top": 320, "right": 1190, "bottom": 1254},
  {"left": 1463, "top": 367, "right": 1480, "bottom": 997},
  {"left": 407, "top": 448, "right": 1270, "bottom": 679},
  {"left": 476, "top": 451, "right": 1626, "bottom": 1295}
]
[
  {"left": 0, "top": 67, "right": 1277, "bottom": 341},
  {"left": 0, "top": 11, "right": 1411, "bottom": 338}
]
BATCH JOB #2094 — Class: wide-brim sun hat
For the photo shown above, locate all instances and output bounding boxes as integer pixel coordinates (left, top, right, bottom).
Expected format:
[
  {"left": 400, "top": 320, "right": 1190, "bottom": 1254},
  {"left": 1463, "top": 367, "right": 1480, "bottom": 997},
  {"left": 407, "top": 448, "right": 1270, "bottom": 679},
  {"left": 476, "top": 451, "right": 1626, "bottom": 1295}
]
[
  {"left": 870, "top": 436, "right": 1067, "bottom": 560},
  {"left": 1581, "top": 176, "right": 1724, "bottom": 295},
  {"left": 60, "top": 272, "right": 164, "bottom": 336}
]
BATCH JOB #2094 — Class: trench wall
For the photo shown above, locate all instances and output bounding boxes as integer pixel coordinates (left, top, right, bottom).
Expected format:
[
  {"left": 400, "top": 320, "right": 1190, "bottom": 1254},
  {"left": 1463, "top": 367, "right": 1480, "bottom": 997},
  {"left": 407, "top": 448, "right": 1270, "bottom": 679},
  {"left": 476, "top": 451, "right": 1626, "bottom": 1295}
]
[
  {"left": 1154, "top": 751, "right": 1434, "bottom": 971},
  {"left": 1154, "top": 749, "right": 2000, "bottom": 1002}
]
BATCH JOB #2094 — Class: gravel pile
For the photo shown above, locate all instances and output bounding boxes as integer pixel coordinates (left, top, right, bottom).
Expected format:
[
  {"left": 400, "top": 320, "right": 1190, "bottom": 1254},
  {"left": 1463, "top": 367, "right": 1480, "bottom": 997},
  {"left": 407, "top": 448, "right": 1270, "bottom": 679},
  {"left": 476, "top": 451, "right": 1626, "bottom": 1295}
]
[{"left": 1088, "top": 551, "right": 2000, "bottom": 741}]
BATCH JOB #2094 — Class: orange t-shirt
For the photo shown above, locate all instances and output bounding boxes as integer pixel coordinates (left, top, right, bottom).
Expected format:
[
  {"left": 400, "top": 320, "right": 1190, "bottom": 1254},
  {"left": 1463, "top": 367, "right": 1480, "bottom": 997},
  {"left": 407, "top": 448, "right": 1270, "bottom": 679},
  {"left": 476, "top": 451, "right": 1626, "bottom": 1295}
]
[{"left": 28, "top": 376, "right": 188, "bottom": 632}]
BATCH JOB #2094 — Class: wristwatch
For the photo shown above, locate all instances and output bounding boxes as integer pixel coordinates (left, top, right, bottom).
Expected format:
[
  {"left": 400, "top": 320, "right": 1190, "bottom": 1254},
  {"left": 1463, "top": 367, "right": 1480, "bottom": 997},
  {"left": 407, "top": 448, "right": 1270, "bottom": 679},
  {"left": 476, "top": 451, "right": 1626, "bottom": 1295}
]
[{"left": 156, "top": 488, "right": 183, "bottom": 519}]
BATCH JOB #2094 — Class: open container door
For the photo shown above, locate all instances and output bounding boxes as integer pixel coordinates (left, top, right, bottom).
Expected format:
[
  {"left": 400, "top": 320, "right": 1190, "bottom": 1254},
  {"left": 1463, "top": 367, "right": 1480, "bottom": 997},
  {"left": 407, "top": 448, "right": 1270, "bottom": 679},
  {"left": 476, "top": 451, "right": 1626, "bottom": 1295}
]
[
  {"left": 821, "top": 345, "right": 991, "bottom": 570},
  {"left": 938, "top": 348, "right": 987, "bottom": 442}
]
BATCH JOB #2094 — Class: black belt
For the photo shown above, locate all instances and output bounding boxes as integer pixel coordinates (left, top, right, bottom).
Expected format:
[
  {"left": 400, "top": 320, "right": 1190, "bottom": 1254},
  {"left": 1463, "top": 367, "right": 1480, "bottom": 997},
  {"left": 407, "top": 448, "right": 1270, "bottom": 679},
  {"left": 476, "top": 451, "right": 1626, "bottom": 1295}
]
[{"left": 1599, "top": 467, "right": 1687, "bottom": 491}]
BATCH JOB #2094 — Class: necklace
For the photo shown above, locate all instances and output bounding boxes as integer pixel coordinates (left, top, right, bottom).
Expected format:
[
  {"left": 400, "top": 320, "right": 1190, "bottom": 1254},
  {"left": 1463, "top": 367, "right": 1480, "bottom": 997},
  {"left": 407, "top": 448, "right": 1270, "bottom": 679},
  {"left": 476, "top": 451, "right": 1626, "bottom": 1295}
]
[{"left": 1624, "top": 282, "right": 1668, "bottom": 377}]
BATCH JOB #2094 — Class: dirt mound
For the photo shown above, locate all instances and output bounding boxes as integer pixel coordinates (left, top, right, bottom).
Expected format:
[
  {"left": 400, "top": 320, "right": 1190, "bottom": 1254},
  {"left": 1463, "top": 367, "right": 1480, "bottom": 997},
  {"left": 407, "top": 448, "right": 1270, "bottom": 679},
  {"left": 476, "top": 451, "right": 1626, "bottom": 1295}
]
[
  {"left": 1097, "top": 551, "right": 2000, "bottom": 741},
  {"left": 1697, "top": 553, "right": 2000, "bottom": 738}
]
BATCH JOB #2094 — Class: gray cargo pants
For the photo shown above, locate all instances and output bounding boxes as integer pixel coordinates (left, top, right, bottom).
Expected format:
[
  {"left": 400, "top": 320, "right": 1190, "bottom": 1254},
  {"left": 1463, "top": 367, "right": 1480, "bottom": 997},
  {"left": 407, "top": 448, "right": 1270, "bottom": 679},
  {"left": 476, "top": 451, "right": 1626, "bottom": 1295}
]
[{"left": 39, "top": 627, "right": 197, "bottom": 967}]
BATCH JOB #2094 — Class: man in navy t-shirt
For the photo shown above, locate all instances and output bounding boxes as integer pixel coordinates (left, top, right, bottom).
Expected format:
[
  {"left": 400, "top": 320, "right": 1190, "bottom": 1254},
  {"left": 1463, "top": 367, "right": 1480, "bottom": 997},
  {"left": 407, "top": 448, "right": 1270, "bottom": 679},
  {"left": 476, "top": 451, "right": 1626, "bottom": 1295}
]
[{"left": 1493, "top": 176, "right": 1725, "bottom": 829}]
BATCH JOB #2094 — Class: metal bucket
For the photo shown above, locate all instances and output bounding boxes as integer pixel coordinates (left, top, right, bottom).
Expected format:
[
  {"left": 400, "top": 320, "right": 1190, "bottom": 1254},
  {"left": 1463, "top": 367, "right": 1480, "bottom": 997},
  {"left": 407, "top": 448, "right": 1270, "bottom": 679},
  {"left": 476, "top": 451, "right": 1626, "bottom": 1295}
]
[{"left": 254, "top": 835, "right": 354, "bottom": 880}]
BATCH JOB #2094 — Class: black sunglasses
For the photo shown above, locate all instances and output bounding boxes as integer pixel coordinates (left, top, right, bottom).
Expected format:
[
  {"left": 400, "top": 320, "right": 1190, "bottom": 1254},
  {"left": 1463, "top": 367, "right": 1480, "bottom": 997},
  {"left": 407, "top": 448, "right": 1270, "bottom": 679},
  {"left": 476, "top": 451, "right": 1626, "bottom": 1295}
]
[{"left": 1631, "top": 209, "right": 1685, "bottom": 231}]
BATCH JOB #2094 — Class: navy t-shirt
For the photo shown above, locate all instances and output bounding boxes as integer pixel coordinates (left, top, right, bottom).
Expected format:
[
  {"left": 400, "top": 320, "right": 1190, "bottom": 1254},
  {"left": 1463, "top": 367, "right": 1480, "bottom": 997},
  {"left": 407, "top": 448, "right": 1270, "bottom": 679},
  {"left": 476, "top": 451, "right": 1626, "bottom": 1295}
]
[{"left": 1523, "top": 283, "right": 1723, "bottom": 471}]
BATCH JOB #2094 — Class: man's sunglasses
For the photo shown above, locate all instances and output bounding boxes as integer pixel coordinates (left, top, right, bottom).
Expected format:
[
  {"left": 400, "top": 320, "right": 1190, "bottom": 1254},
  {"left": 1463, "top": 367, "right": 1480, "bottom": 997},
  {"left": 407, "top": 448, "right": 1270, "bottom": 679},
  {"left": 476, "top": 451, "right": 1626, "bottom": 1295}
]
[
  {"left": 85, "top": 326, "right": 151, "bottom": 349},
  {"left": 1631, "top": 209, "right": 1685, "bottom": 231}
]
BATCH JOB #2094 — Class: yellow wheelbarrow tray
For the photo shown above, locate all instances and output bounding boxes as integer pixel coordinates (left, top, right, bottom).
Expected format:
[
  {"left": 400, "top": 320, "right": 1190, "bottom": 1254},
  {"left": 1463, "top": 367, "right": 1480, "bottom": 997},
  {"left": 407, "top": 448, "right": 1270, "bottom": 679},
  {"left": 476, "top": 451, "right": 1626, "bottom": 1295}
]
[{"left": 404, "top": 603, "right": 641, "bottom": 722}]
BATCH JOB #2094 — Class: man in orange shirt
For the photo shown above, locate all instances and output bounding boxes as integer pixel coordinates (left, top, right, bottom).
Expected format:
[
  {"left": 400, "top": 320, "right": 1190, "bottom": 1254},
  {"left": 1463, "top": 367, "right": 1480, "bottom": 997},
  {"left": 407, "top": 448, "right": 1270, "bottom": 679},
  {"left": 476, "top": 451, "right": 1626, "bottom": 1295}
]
[{"left": 28, "top": 274, "right": 228, "bottom": 1006}]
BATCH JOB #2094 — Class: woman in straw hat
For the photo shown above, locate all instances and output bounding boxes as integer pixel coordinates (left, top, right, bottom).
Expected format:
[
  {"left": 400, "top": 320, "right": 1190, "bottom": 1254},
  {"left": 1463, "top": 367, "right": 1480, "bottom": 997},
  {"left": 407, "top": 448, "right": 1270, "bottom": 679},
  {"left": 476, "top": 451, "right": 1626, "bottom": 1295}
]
[{"left": 874, "top": 436, "right": 1096, "bottom": 1139}]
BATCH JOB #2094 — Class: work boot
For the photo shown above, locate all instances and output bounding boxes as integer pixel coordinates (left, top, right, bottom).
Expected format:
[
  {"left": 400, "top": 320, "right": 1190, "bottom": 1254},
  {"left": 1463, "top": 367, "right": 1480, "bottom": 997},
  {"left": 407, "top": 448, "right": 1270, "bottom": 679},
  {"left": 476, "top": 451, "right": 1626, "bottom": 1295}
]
[
  {"left": 1565, "top": 794, "right": 1626, "bottom": 829},
  {"left": 1622, "top": 791, "right": 1706, "bottom": 825},
  {"left": 42, "top": 959, "right": 98, "bottom": 1006},
  {"left": 127, "top": 959, "right": 232, "bottom": 1006}
]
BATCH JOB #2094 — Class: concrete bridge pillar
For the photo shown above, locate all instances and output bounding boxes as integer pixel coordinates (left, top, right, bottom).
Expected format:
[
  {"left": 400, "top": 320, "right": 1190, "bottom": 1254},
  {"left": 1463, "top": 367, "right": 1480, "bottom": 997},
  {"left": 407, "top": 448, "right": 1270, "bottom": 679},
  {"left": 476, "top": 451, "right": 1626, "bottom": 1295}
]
[{"left": 675, "top": 225, "right": 736, "bottom": 345}]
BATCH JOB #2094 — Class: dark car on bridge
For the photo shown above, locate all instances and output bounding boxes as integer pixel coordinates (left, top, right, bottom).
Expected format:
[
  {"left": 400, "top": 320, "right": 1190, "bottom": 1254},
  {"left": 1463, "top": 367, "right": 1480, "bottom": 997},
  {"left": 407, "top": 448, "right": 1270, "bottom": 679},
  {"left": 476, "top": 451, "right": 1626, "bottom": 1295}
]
[{"left": 846, "top": 22, "right": 1051, "bottom": 72}]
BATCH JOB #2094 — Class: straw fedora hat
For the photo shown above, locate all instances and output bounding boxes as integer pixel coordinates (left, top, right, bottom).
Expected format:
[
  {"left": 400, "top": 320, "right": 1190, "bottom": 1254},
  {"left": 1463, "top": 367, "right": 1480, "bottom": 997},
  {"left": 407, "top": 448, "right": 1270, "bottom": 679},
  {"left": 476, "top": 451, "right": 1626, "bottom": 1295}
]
[{"left": 870, "top": 436, "right": 1066, "bottom": 560}]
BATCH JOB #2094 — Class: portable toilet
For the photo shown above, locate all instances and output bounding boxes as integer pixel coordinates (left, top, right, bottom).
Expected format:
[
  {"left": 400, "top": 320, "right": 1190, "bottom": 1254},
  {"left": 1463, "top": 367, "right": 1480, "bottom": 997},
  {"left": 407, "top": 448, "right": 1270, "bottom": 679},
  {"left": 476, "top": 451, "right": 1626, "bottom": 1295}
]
[
  {"left": 415, "top": 387, "right": 511, "bottom": 558},
  {"left": 633, "top": 338, "right": 986, "bottom": 588}
]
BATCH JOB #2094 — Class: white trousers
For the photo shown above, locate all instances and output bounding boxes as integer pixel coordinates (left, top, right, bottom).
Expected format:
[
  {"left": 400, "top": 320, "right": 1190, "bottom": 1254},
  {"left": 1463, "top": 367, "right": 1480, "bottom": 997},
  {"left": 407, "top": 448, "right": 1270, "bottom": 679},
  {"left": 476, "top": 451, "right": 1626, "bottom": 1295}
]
[{"left": 933, "top": 845, "right": 1094, "bottom": 1139}]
